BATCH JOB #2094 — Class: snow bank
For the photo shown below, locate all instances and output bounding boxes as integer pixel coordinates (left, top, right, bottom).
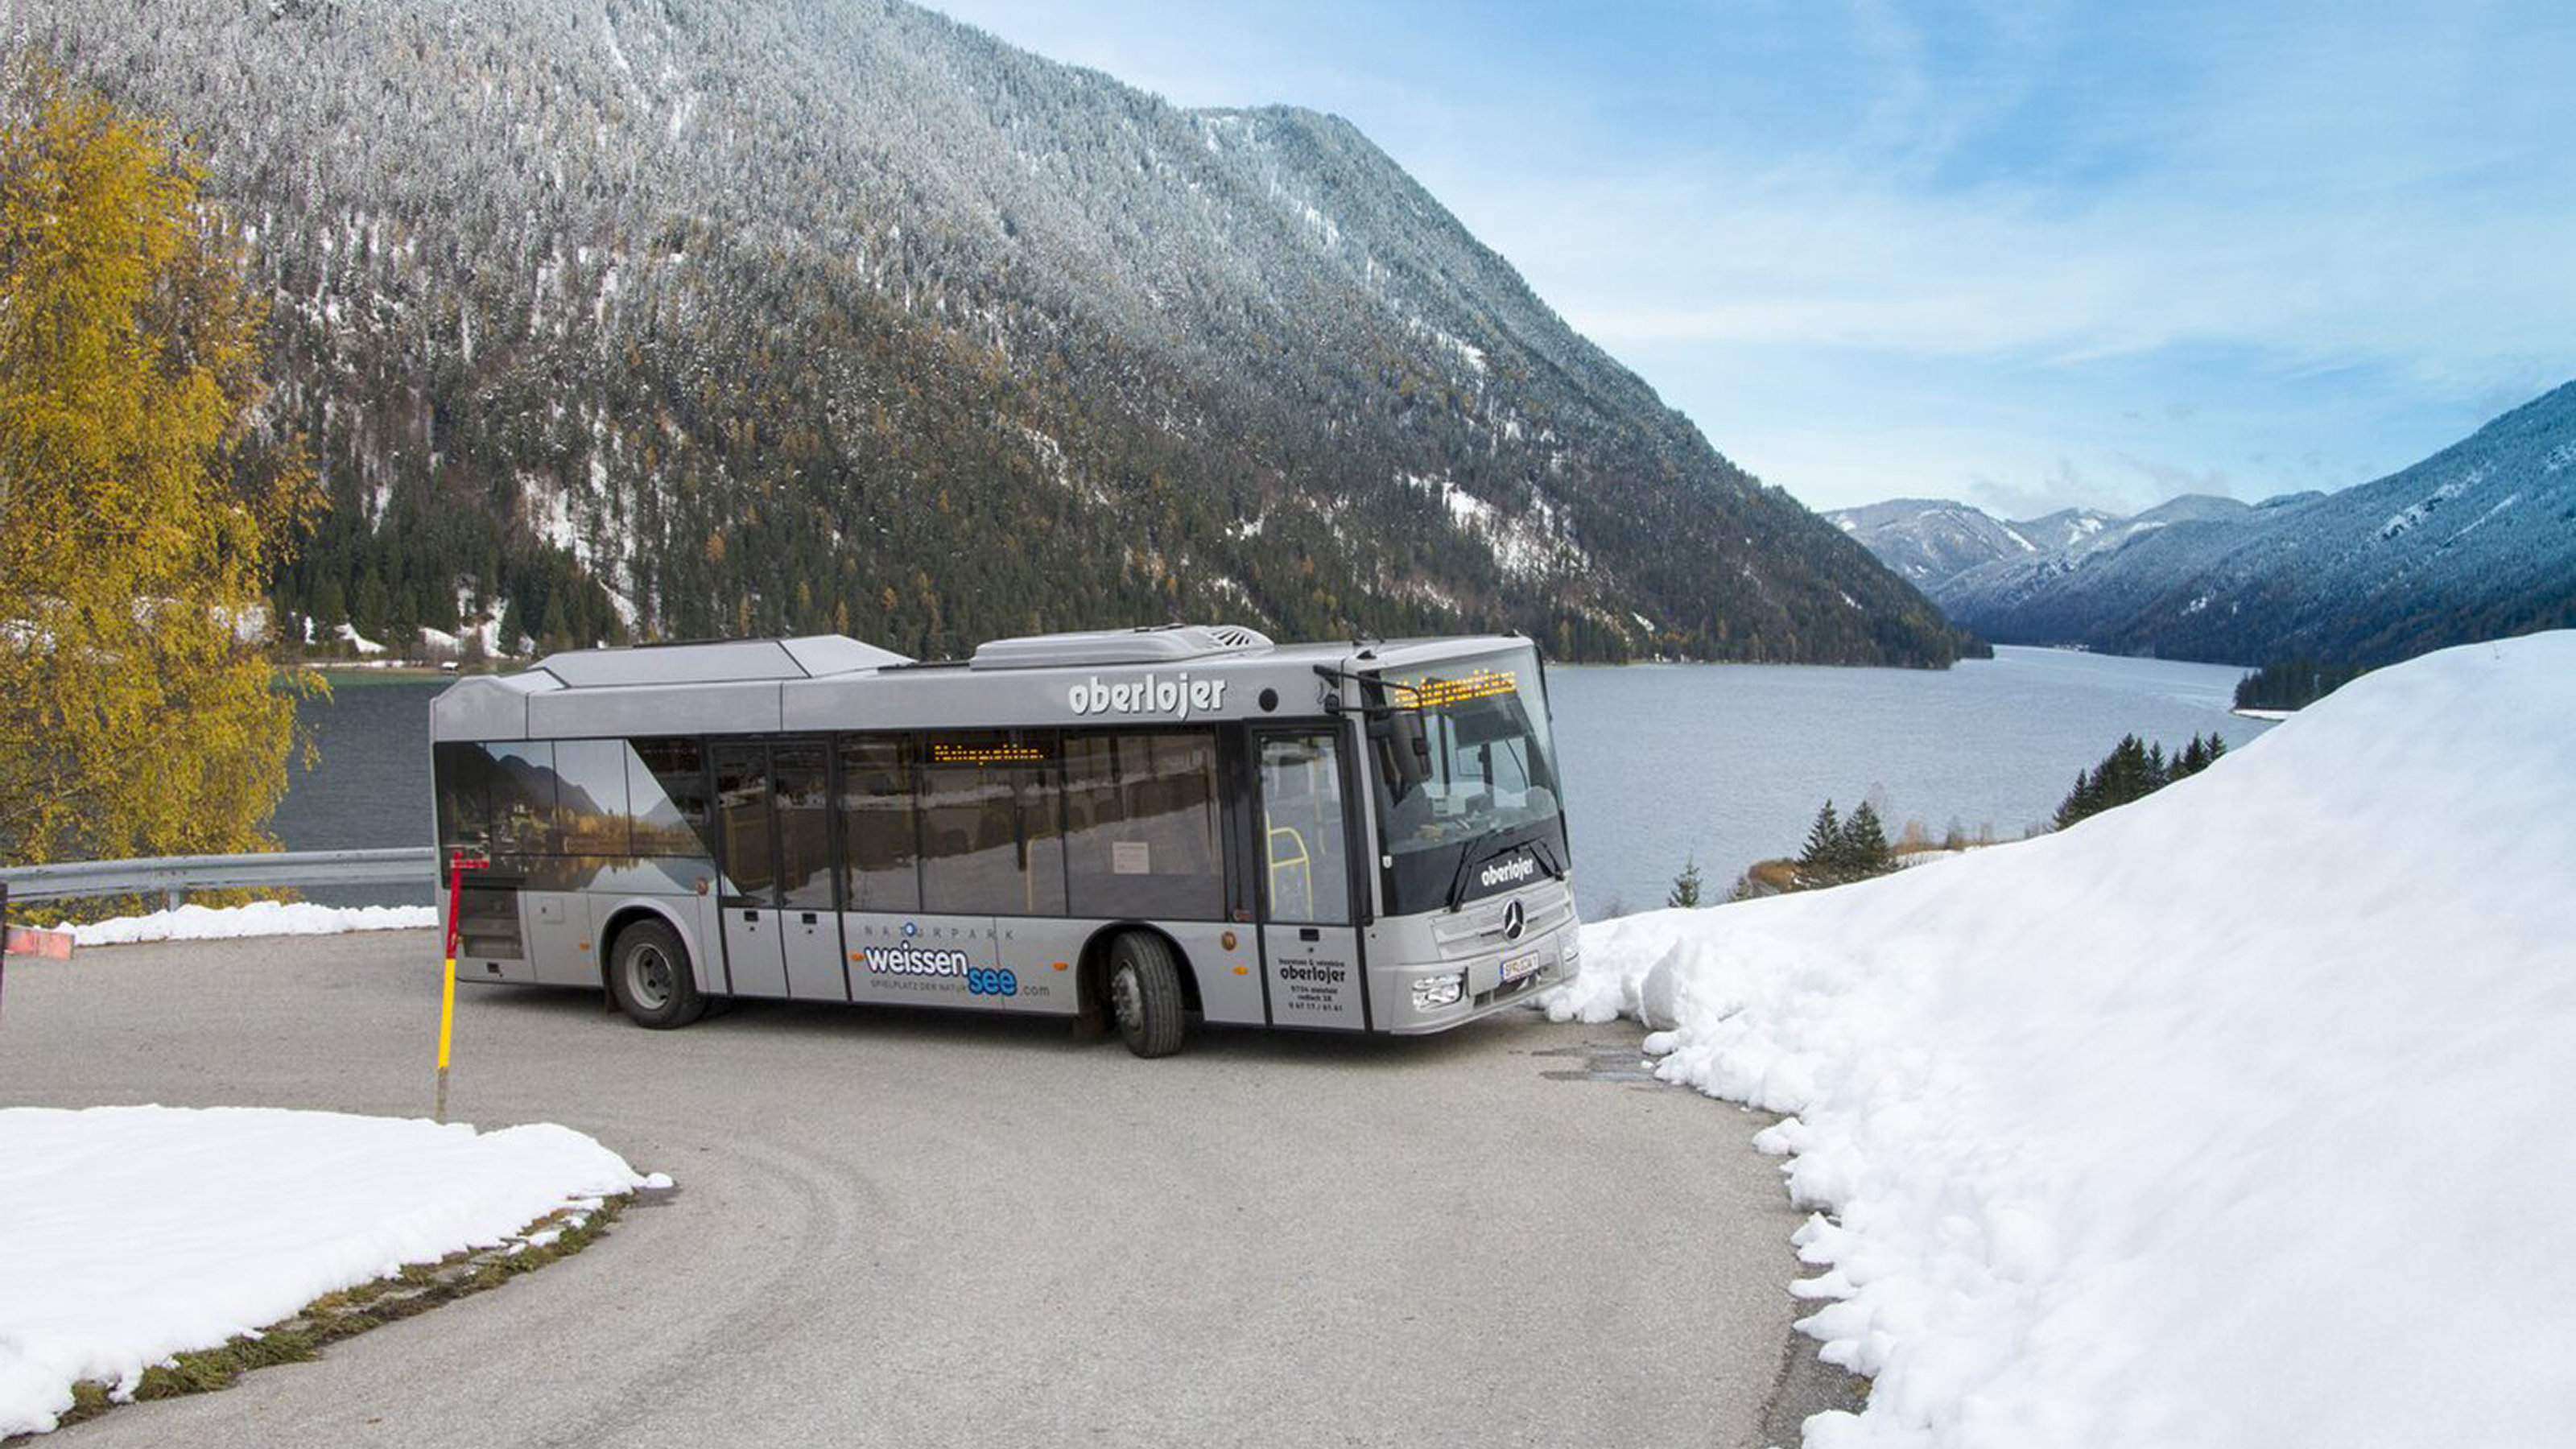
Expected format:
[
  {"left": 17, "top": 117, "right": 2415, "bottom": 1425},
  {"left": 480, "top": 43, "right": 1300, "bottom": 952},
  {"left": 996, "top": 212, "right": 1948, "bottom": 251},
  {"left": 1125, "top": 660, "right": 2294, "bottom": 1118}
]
[
  {"left": 72, "top": 902, "right": 436, "bottom": 947},
  {"left": 1549, "top": 634, "right": 2576, "bottom": 1449},
  {"left": 0, "top": 1106, "right": 663, "bottom": 1436}
]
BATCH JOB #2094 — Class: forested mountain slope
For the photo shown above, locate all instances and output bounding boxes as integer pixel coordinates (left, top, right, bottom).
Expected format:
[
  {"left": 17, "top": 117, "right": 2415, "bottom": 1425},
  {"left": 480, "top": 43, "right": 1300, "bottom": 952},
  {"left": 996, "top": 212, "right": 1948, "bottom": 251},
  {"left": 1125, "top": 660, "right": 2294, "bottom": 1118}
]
[
  {"left": 1843, "top": 383, "right": 2576, "bottom": 664},
  {"left": 19, "top": 0, "right": 1971, "bottom": 664}
]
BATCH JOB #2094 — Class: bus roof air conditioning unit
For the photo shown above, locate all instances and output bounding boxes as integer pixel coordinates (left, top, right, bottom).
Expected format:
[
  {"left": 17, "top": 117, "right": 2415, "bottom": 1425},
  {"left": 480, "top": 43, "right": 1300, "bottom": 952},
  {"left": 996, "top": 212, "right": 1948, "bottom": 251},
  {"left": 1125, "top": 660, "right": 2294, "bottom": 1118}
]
[{"left": 968, "top": 623, "right": 1275, "bottom": 671}]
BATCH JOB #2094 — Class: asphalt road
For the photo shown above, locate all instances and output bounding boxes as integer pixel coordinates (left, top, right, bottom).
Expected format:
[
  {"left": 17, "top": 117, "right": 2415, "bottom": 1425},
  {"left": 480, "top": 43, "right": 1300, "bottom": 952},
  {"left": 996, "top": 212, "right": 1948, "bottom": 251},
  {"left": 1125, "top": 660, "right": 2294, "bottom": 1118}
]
[{"left": 0, "top": 931, "right": 1848, "bottom": 1447}]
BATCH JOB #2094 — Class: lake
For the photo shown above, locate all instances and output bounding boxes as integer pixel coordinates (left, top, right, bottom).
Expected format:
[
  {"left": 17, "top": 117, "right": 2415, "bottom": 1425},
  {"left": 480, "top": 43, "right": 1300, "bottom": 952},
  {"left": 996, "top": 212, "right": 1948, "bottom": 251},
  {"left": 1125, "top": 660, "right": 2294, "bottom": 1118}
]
[{"left": 271, "top": 646, "right": 2270, "bottom": 916}]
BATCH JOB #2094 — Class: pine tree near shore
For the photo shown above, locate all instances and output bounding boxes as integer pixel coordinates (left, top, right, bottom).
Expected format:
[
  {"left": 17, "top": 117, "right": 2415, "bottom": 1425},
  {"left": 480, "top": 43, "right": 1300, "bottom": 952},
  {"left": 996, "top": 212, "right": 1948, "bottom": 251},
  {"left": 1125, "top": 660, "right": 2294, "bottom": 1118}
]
[
  {"left": 2054, "top": 731, "right": 2230, "bottom": 830},
  {"left": 0, "top": 60, "right": 319, "bottom": 894},
  {"left": 1839, "top": 801, "right": 1896, "bottom": 881},
  {"left": 1666, "top": 856, "right": 1704, "bottom": 909},
  {"left": 1795, "top": 802, "right": 1843, "bottom": 888}
]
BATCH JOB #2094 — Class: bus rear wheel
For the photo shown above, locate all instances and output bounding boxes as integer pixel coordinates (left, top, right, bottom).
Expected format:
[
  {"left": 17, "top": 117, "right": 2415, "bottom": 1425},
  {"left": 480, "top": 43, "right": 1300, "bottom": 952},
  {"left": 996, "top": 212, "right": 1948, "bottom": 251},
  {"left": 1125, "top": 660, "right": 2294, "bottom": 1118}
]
[
  {"left": 609, "top": 919, "right": 707, "bottom": 1030},
  {"left": 1108, "top": 931, "right": 1187, "bottom": 1059}
]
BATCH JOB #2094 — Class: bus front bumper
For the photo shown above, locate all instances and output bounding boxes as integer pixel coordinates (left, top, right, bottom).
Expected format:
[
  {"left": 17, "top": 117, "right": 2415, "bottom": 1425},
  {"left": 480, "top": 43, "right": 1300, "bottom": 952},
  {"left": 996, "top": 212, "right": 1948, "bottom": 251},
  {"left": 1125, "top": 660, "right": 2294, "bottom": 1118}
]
[{"left": 1372, "top": 923, "right": 1581, "bottom": 1035}]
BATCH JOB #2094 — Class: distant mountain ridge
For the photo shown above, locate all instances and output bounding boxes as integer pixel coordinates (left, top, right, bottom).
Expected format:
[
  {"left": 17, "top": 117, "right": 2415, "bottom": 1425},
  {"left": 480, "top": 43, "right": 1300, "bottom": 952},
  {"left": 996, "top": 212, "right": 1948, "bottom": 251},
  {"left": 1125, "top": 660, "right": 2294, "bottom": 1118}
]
[
  {"left": 20, "top": 0, "right": 1970, "bottom": 665},
  {"left": 1829, "top": 382, "right": 2576, "bottom": 664}
]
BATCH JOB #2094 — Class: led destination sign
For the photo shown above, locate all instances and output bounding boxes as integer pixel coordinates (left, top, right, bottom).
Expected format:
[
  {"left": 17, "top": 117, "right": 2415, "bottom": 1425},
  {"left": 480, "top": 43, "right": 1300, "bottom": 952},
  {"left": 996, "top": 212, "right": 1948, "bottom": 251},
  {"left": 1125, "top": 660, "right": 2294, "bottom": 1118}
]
[{"left": 1404, "top": 669, "right": 1517, "bottom": 708}]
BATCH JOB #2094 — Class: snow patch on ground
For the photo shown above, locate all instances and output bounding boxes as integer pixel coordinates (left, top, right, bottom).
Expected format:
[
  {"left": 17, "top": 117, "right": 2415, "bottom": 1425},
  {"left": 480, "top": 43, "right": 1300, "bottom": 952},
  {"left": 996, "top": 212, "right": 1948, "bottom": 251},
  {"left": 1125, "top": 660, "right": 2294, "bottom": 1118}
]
[
  {"left": 71, "top": 902, "right": 436, "bottom": 947},
  {"left": 1546, "top": 633, "right": 2576, "bottom": 1449},
  {"left": 0, "top": 1106, "right": 660, "bottom": 1436},
  {"left": 332, "top": 623, "right": 386, "bottom": 656}
]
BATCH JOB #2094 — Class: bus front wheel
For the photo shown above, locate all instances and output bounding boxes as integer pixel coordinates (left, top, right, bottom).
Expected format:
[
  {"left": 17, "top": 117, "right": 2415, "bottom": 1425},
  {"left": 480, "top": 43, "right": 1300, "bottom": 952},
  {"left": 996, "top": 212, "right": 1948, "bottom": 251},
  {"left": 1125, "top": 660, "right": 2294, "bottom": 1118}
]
[
  {"left": 1108, "top": 931, "right": 1187, "bottom": 1059},
  {"left": 609, "top": 919, "right": 708, "bottom": 1030}
]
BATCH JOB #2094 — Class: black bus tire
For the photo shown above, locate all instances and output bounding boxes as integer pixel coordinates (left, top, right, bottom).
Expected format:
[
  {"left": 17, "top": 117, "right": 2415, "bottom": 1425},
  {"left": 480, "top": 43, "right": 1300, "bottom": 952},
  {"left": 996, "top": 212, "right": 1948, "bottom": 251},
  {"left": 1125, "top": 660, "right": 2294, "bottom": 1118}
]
[
  {"left": 609, "top": 919, "right": 708, "bottom": 1030},
  {"left": 1108, "top": 931, "right": 1187, "bottom": 1059}
]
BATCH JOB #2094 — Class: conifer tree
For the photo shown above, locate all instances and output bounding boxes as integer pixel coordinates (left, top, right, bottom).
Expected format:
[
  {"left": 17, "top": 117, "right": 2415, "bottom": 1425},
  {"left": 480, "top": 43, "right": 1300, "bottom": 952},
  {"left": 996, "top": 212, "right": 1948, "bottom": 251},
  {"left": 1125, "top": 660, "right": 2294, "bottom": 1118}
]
[
  {"left": 1839, "top": 800, "right": 1896, "bottom": 881},
  {"left": 1666, "top": 856, "right": 1703, "bottom": 910},
  {"left": 0, "top": 60, "right": 320, "bottom": 888},
  {"left": 1796, "top": 801, "right": 1842, "bottom": 887}
]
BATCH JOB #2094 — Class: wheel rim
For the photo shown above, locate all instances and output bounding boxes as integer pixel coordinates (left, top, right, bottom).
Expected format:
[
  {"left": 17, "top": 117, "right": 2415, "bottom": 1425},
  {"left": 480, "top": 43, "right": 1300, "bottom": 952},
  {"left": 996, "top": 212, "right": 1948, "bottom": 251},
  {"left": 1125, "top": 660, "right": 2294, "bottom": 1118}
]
[
  {"left": 628, "top": 943, "right": 675, "bottom": 1009},
  {"left": 1110, "top": 963, "right": 1143, "bottom": 1038}
]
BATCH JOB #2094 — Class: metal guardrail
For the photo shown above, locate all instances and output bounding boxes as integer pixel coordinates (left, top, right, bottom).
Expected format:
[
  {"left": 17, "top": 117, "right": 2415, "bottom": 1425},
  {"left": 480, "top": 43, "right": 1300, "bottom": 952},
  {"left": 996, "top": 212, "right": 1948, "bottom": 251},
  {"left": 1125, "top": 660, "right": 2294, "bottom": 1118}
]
[{"left": 0, "top": 848, "right": 438, "bottom": 908}]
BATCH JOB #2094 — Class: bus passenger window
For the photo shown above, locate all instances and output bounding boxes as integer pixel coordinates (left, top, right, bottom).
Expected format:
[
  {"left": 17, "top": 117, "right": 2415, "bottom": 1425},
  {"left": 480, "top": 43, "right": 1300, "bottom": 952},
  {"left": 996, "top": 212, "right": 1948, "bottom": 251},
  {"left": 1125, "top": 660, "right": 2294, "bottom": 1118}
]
[
  {"left": 711, "top": 743, "right": 776, "bottom": 905},
  {"left": 433, "top": 742, "right": 494, "bottom": 857},
  {"left": 1063, "top": 732, "right": 1223, "bottom": 920},
  {"left": 774, "top": 742, "right": 833, "bottom": 911},
  {"left": 630, "top": 737, "right": 713, "bottom": 858},
  {"left": 486, "top": 741, "right": 556, "bottom": 861},
  {"left": 919, "top": 733, "right": 1064, "bottom": 915},
  {"left": 837, "top": 737, "right": 921, "bottom": 912},
  {"left": 551, "top": 739, "right": 631, "bottom": 860}
]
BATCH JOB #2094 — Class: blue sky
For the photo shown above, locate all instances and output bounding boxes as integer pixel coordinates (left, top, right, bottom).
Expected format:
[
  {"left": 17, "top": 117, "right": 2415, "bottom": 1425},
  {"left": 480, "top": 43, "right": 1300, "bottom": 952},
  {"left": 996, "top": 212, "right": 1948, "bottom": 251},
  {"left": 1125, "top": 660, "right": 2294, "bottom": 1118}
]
[{"left": 930, "top": 0, "right": 2576, "bottom": 515}]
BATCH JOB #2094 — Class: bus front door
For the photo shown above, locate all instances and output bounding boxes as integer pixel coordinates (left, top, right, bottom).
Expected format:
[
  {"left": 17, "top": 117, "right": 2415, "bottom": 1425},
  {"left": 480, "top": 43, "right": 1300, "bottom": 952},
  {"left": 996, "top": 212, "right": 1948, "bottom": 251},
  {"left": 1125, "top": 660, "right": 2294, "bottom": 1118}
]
[{"left": 1256, "top": 729, "right": 1364, "bottom": 1030}]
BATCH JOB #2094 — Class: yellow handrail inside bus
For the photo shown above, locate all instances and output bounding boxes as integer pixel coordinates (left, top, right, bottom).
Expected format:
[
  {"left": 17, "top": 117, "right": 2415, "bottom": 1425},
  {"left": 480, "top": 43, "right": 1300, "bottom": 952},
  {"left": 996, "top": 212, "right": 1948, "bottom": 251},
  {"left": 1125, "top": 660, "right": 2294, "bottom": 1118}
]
[{"left": 1265, "top": 824, "right": 1312, "bottom": 918}]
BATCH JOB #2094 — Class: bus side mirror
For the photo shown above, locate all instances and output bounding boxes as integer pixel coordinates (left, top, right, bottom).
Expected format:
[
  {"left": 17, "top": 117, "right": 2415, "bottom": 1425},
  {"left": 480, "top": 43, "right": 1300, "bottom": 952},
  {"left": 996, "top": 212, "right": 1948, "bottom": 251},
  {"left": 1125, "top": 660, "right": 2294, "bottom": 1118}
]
[{"left": 1376, "top": 709, "right": 1430, "bottom": 800}]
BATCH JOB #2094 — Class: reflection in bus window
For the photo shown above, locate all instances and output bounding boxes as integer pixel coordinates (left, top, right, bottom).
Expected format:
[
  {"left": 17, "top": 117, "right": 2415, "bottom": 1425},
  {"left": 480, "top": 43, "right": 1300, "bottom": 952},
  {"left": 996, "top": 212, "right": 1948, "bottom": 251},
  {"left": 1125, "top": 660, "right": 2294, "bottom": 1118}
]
[
  {"left": 630, "top": 737, "right": 712, "bottom": 857},
  {"left": 434, "top": 742, "right": 494, "bottom": 857},
  {"left": 1261, "top": 733, "right": 1351, "bottom": 926},
  {"left": 551, "top": 739, "right": 631, "bottom": 859},
  {"left": 837, "top": 736, "right": 921, "bottom": 912},
  {"left": 920, "top": 733, "right": 1065, "bottom": 915},
  {"left": 487, "top": 741, "right": 555, "bottom": 860},
  {"left": 711, "top": 744, "right": 775, "bottom": 904},
  {"left": 774, "top": 742, "right": 834, "bottom": 910},
  {"left": 1063, "top": 732, "right": 1223, "bottom": 919}
]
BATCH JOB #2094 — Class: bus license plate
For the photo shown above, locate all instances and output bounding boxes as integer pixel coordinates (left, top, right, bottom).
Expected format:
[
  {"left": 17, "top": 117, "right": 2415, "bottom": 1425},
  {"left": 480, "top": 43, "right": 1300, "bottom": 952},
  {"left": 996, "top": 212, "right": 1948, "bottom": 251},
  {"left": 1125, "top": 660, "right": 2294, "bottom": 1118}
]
[{"left": 1499, "top": 951, "right": 1540, "bottom": 984}]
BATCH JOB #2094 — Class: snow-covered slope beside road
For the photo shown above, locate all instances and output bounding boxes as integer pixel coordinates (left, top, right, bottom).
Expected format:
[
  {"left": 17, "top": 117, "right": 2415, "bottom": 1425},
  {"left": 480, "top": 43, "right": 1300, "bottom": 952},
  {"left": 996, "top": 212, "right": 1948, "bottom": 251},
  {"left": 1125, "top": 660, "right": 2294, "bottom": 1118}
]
[
  {"left": 70, "top": 902, "right": 436, "bottom": 946},
  {"left": 0, "top": 1108, "right": 663, "bottom": 1437},
  {"left": 1550, "top": 633, "right": 2576, "bottom": 1448}
]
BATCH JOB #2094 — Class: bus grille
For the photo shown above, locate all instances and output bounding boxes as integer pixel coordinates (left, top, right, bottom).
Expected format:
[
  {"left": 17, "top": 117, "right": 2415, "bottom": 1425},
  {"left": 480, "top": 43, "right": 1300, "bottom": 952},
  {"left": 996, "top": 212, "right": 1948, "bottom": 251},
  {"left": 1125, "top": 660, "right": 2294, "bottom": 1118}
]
[{"left": 1430, "top": 881, "right": 1575, "bottom": 960}]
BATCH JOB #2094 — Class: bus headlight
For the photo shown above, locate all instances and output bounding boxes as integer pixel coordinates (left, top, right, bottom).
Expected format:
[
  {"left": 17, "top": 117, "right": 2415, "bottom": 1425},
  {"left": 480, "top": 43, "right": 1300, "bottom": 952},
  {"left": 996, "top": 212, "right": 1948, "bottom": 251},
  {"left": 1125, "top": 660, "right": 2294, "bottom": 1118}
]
[{"left": 1413, "top": 971, "right": 1466, "bottom": 1010}]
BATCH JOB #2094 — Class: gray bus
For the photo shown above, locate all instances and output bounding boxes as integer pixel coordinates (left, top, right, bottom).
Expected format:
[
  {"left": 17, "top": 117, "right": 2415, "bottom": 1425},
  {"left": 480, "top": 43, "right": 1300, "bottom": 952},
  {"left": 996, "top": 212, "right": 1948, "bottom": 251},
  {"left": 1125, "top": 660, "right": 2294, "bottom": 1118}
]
[{"left": 427, "top": 623, "right": 1577, "bottom": 1056}]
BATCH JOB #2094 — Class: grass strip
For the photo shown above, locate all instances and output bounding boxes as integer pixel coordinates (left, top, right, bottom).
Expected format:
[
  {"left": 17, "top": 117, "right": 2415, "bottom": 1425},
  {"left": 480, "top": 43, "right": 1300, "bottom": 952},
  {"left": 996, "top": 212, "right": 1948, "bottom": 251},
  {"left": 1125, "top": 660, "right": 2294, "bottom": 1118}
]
[{"left": 32, "top": 1195, "right": 630, "bottom": 1438}]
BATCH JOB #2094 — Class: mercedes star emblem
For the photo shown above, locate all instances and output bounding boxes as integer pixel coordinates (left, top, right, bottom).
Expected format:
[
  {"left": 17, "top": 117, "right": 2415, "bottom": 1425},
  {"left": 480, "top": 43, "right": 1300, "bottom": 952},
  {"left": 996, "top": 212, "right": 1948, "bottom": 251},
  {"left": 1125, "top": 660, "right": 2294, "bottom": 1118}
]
[{"left": 1501, "top": 898, "right": 1525, "bottom": 940}]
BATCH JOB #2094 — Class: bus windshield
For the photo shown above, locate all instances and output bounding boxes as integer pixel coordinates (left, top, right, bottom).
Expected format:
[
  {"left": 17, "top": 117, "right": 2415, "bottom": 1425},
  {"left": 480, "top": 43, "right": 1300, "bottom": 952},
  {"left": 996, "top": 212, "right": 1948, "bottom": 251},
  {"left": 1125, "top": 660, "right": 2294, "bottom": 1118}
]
[{"left": 1366, "top": 647, "right": 1566, "bottom": 914}]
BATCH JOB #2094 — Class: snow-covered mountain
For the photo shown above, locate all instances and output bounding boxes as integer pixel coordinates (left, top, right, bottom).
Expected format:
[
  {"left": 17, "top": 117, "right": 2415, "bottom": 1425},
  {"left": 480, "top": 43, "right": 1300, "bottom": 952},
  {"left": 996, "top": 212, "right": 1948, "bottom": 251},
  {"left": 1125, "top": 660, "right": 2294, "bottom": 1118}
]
[
  {"left": 1823, "top": 499, "right": 2086, "bottom": 587},
  {"left": 1831, "top": 382, "right": 2576, "bottom": 663},
  {"left": 16, "top": 0, "right": 1969, "bottom": 665}
]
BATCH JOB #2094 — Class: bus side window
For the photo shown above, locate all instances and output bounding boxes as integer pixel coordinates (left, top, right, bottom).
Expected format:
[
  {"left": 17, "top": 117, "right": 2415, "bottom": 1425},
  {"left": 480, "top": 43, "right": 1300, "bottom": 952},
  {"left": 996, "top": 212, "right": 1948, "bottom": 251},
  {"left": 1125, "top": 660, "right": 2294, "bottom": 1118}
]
[
  {"left": 551, "top": 739, "right": 631, "bottom": 861},
  {"left": 433, "top": 742, "right": 493, "bottom": 857},
  {"left": 837, "top": 736, "right": 921, "bottom": 913},
  {"left": 919, "top": 732, "right": 1065, "bottom": 916},
  {"left": 1063, "top": 731, "right": 1223, "bottom": 920},
  {"left": 630, "top": 737, "right": 713, "bottom": 858},
  {"left": 486, "top": 741, "right": 556, "bottom": 861},
  {"left": 774, "top": 742, "right": 834, "bottom": 911},
  {"left": 710, "top": 743, "right": 776, "bottom": 905}
]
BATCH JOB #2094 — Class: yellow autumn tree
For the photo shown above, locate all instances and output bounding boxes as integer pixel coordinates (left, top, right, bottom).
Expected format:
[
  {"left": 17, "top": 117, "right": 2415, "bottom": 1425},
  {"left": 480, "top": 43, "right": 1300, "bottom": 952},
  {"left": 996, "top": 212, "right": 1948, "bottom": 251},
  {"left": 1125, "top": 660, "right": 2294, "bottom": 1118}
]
[{"left": 0, "top": 59, "right": 320, "bottom": 884}]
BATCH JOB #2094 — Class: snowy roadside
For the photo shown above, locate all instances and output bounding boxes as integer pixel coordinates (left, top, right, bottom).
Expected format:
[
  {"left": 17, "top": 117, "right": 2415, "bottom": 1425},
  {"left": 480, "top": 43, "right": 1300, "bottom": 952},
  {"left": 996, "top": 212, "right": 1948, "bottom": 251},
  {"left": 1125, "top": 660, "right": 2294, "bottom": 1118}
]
[
  {"left": 69, "top": 901, "right": 436, "bottom": 947},
  {"left": 1546, "top": 634, "right": 2576, "bottom": 1448},
  {"left": 0, "top": 1105, "right": 667, "bottom": 1437}
]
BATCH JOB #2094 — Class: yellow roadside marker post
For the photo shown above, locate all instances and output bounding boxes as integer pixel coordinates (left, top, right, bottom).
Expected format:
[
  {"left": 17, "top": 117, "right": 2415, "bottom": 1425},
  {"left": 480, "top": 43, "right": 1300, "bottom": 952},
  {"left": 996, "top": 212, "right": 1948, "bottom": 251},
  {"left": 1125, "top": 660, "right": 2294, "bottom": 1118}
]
[{"left": 436, "top": 850, "right": 488, "bottom": 1124}]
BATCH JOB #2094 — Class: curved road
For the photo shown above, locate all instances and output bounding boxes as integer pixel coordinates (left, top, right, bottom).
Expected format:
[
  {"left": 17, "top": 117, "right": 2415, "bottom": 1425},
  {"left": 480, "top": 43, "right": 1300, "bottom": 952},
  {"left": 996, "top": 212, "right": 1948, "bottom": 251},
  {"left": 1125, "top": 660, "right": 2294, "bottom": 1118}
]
[{"left": 0, "top": 931, "right": 1847, "bottom": 1446}]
